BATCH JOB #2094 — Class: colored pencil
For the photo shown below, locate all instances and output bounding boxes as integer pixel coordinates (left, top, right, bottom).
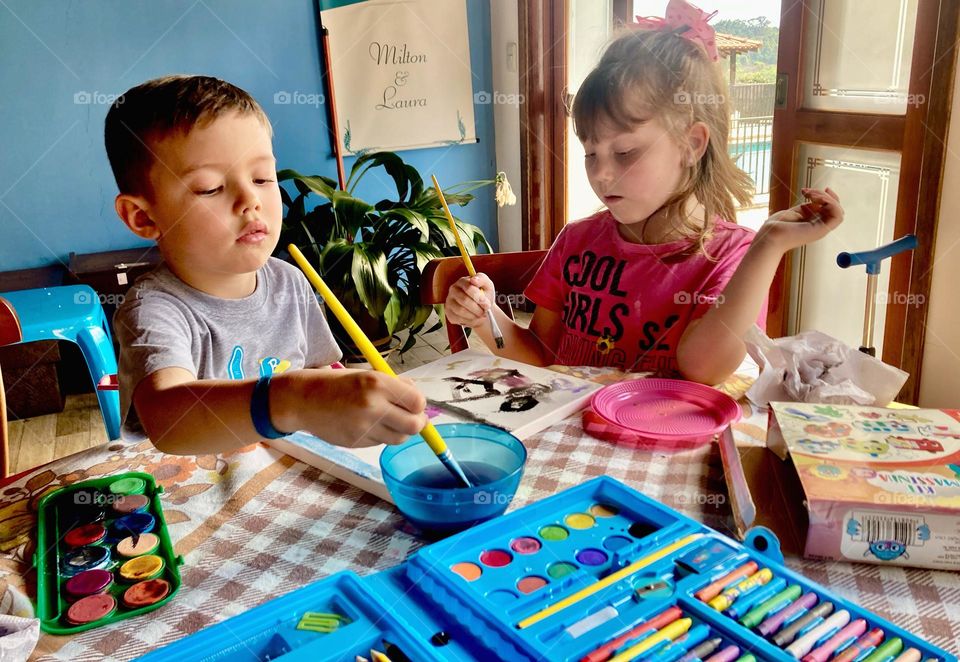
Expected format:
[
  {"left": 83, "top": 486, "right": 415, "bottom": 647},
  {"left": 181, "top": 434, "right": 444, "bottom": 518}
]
[
  {"left": 517, "top": 534, "right": 702, "bottom": 629},
  {"left": 607, "top": 618, "right": 693, "bottom": 662},
  {"left": 580, "top": 606, "right": 682, "bottom": 662}
]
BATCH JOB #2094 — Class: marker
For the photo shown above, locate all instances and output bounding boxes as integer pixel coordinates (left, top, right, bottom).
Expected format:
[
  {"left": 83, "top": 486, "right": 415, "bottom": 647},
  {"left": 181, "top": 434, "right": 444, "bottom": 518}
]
[
  {"left": 518, "top": 534, "right": 702, "bottom": 629},
  {"left": 703, "top": 645, "right": 741, "bottom": 662},
  {"left": 757, "top": 592, "right": 818, "bottom": 636},
  {"left": 772, "top": 602, "right": 835, "bottom": 647},
  {"left": 862, "top": 638, "right": 904, "bottom": 662},
  {"left": 648, "top": 624, "right": 710, "bottom": 662},
  {"left": 892, "top": 649, "right": 923, "bottom": 662},
  {"left": 695, "top": 561, "right": 759, "bottom": 602},
  {"left": 801, "top": 618, "right": 868, "bottom": 662},
  {"left": 580, "top": 606, "right": 682, "bottom": 662},
  {"left": 607, "top": 618, "right": 693, "bottom": 662},
  {"left": 707, "top": 568, "right": 773, "bottom": 611},
  {"left": 740, "top": 584, "right": 802, "bottom": 628},
  {"left": 726, "top": 578, "right": 787, "bottom": 620},
  {"left": 831, "top": 629, "right": 886, "bottom": 662},
  {"left": 785, "top": 610, "right": 852, "bottom": 658},
  {"left": 679, "top": 638, "right": 723, "bottom": 662}
]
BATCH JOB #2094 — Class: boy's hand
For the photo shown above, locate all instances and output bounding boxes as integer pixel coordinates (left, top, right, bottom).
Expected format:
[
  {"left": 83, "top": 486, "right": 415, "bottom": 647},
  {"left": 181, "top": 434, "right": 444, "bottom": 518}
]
[
  {"left": 758, "top": 187, "right": 844, "bottom": 252},
  {"left": 281, "top": 369, "right": 427, "bottom": 448},
  {"left": 444, "top": 274, "right": 496, "bottom": 328}
]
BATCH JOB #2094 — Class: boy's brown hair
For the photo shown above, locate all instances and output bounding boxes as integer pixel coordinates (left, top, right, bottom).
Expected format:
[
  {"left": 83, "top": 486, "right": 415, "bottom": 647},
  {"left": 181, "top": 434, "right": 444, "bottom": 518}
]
[
  {"left": 572, "top": 29, "right": 754, "bottom": 253},
  {"left": 104, "top": 75, "right": 271, "bottom": 196}
]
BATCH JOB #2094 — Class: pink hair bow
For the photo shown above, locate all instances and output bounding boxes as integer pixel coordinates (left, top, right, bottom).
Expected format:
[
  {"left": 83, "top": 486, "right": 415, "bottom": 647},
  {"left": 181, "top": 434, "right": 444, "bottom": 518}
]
[{"left": 635, "top": 0, "right": 720, "bottom": 62}]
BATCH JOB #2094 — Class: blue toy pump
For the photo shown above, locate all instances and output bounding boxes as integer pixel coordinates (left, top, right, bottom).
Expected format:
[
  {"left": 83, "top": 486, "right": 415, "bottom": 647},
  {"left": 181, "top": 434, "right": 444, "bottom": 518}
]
[{"left": 836, "top": 234, "right": 917, "bottom": 356}]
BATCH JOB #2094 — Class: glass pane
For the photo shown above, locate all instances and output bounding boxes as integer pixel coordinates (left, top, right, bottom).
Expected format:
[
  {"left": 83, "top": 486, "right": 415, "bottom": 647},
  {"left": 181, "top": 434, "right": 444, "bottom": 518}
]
[
  {"left": 567, "top": 1, "right": 784, "bottom": 224},
  {"left": 788, "top": 143, "right": 901, "bottom": 351},
  {"left": 802, "top": 0, "right": 919, "bottom": 114}
]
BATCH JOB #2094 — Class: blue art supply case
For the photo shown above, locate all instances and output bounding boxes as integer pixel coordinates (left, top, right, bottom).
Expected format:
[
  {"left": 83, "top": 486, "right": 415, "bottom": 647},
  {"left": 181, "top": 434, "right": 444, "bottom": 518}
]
[{"left": 141, "top": 477, "right": 957, "bottom": 661}]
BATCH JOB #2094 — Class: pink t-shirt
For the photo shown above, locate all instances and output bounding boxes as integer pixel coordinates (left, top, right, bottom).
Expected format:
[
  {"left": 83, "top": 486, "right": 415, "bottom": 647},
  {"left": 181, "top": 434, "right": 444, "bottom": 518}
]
[{"left": 524, "top": 210, "right": 767, "bottom": 375}]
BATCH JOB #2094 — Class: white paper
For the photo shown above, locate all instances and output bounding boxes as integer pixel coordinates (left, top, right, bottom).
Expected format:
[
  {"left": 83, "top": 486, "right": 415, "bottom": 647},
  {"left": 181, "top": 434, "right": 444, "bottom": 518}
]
[{"left": 744, "top": 326, "right": 908, "bottom": 407}]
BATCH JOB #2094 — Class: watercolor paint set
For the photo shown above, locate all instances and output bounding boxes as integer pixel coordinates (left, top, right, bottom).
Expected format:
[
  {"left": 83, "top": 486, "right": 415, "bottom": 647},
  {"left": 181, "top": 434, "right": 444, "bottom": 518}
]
[
  {"left": 34, "top": 472, "right": 183, "bottom": 634},
  {"left": 142, "top": 476, "right": 955, "bottom": 661}
]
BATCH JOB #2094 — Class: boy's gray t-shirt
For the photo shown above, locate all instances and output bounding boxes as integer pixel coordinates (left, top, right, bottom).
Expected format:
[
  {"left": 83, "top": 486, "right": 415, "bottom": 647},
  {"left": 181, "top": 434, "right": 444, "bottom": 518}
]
[{"left": 114, "top": 257, "right": 342, "bottom": 432}]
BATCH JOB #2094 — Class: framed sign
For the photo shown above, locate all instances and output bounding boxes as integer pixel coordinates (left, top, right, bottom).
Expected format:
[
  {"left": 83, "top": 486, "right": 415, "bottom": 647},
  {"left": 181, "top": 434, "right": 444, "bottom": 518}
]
[{"left": 320, "top": 0, "right": 478, "bottom": 153}]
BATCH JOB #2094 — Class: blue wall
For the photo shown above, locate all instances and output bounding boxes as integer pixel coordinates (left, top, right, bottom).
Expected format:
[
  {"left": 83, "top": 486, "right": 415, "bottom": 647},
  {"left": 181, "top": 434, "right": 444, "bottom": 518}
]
[{"left": 0, "top": 0, "right": 497, "bottom": 272}]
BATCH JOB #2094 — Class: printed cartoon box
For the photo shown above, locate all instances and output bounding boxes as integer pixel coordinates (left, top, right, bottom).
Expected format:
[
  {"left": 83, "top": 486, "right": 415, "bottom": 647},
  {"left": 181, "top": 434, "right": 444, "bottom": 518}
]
[{"left": 762, "top": 402, "right": 960, "bottom": 570}]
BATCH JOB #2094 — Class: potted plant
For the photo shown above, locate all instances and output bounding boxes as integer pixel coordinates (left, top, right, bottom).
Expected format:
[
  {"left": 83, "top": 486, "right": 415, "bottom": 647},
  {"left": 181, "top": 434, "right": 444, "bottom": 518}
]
[{"left": 275, "top": 151, "right": 515, "bottom": 358}]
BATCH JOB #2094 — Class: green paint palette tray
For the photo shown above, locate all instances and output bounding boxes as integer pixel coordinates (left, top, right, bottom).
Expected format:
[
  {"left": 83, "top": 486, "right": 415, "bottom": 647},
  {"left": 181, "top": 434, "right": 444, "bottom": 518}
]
[{"left": 34, "top": 471, "right": 184, "bottom": 634}]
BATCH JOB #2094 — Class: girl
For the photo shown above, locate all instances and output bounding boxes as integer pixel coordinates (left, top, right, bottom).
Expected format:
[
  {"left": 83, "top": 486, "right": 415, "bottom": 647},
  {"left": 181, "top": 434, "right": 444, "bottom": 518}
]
[{"left": 445, "top": 1, "right": 843, "bottom": 385}]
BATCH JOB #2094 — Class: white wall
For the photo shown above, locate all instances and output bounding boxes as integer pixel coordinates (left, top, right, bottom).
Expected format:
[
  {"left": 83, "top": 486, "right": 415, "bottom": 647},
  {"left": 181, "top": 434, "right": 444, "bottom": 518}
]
[
  {"left": 919, "top": 56, "right": 960, "bottom": 407},
  {"left": 490, "top": 0, "right": 523, "bottom": 252}
]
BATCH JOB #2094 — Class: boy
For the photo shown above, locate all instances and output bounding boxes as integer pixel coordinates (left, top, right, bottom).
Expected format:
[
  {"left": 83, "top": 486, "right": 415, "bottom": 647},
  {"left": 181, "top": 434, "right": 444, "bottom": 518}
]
[{"left": 107, "top": 75, "right": 426, "bottom": 455}]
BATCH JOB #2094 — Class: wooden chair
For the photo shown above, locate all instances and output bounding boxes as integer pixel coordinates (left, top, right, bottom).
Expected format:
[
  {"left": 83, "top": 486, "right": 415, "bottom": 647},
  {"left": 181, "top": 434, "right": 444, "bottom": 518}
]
[
  {"left": 0, "top": 297, "right": 23, "bottom": 478},
  {"left": 421, "top": 250, "right": 548, "bottom": 353}
]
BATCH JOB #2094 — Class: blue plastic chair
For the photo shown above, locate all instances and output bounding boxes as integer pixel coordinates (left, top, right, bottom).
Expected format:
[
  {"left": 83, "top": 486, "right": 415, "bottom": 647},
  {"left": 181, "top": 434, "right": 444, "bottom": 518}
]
[{"left": 0, "top": 285, "right": 120, "bottom": 440}]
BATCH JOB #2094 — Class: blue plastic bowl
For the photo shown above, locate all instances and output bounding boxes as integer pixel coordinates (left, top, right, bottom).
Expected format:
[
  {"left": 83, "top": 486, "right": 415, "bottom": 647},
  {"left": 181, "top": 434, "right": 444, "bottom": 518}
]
[{"left": 380, "top": 423, "right": 526, "bottom": 536}]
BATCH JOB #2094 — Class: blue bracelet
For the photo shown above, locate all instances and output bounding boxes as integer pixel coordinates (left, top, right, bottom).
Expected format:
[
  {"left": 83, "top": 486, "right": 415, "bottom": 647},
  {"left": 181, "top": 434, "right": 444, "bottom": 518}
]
[{"left": 250, "top": 375, "right": 290, "bottom": 439}]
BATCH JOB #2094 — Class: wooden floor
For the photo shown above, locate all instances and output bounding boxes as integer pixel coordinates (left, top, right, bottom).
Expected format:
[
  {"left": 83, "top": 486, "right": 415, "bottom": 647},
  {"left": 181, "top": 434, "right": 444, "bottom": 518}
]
[
  {"left": 6, "top": 392, "right": 110, "bottom": 475},
  {"left": 5, "top": 315, "right": 502, "bottom": 475}
]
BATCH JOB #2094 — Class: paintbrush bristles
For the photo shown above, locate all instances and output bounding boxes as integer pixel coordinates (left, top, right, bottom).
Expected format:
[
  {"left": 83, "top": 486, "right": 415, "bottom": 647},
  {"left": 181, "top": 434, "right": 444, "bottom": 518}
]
[{"left": 487, "top": 309, "right": 504, "bottom": 348}]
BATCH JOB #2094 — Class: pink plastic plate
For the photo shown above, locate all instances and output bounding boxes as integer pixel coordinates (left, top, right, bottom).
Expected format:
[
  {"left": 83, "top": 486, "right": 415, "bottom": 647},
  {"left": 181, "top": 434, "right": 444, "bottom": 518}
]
[{"left": 584, "top": 378, "right": 741, "bottom": 449}]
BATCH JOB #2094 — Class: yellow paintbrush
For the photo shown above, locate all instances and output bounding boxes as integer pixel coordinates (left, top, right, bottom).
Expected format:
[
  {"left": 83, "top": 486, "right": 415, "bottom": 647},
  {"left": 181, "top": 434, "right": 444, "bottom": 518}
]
[
  {"left": 288, "top": 244, "right": 472, "bottom": 488},
  {"left": 432, "top": 175, "right": 504, "bottom": 349}
]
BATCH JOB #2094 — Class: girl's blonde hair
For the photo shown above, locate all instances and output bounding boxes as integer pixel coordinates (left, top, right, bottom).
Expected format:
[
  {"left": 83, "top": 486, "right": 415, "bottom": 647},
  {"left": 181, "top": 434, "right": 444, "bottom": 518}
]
[{"left": 572, "top": 28, "right": 754, "bottom": 253}]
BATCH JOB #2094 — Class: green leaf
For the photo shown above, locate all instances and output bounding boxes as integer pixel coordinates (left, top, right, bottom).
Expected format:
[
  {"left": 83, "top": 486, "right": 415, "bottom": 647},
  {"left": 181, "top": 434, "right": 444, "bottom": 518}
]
[
  {"left": 384, "top": 293, "right": 402, "bottom": 334},
  {"left": 350, "top": 247, "right": 392, "bottom": 317},
  {"left": 278, "top": 169, "right": 337, "bottom": 199}
]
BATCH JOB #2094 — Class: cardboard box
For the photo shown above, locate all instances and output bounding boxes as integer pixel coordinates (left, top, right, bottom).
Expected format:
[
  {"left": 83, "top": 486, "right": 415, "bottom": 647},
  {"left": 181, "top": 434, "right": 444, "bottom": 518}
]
[{"left": 721, "top": 403, "right": 960, "bottom": 570}]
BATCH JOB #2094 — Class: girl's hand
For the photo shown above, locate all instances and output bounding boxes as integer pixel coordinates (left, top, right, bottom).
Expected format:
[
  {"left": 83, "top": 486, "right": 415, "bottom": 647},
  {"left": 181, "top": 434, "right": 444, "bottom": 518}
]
[
  {"left": 445, "top": 274, "right": 496, "bottom": 328},
  {"left": 758, "top": 187, "right": 844, "bottom": 252}
]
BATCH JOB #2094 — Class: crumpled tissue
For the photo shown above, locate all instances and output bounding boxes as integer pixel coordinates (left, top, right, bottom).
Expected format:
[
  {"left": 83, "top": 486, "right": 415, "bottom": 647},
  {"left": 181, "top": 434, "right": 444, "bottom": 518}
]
[{"left": 744, "top": 325, "right": 908, "bottom": 407}]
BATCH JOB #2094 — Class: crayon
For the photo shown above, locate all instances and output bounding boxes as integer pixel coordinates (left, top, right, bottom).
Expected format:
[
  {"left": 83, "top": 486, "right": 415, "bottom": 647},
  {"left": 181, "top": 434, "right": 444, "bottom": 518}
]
[
  {"left": 801, "top": 618, "right": 868, "bottom": 662},
  {"left": 580, "top": 606, "right": 682, "bottom": 662},
  {"left": 740, "top": 584, "right": 803, "bottom": 628},
  {"left": 607, "top": 618, "right": 693, "bottom": 662},
  {"left": 892, "top": 649, "right": 923, "bottom": 662},
  {"left": 862, "top": 638, "right": 904, "bottom": 662},
  {"left": 771, "top": 602, "right": 835, "bottom": 647},
  {"left": 695, "top": 561, "right": 759, "bottom": 602},
  {"left": 679, "top": 638, "right": 723, "bottom": 662},
  {"left": 703, "top": 645, "right": 741, "bottom": 662},
  {"left": 708, "top": 568, "right": 773, "bottom": 611},
  {"left": 785, "top": 610, "right": 852, "bottom": 658},
  {"left": 648, "top": 625, "right": 710, "bottom": 662},
  {"left": 734, "top": 656, "right": 756, "bottom": 662},
  {"left": 726, "top": 578, "right": 787, "bottom": 620},
  {"left": 831, "top": 629, "right": 886, "bottom": 662},
  {"left": 757, "top": 592, "right": 818, "bottom": 636}
]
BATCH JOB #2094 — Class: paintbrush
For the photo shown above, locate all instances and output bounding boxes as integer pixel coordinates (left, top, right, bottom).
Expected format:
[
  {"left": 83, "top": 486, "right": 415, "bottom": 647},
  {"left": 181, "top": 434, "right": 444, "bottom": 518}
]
[
  {"left": 288, "top": 244, "right": 472, "bottom": 488},
  {"left": 431, "top": 175, "right": 505, "bottom": 349}
]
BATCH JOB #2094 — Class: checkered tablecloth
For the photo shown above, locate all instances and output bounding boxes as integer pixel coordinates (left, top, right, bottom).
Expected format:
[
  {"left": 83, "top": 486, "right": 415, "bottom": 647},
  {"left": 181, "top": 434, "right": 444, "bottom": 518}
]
[{"left": 2, "top": 396, "right": 958, "bottom": 659}]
